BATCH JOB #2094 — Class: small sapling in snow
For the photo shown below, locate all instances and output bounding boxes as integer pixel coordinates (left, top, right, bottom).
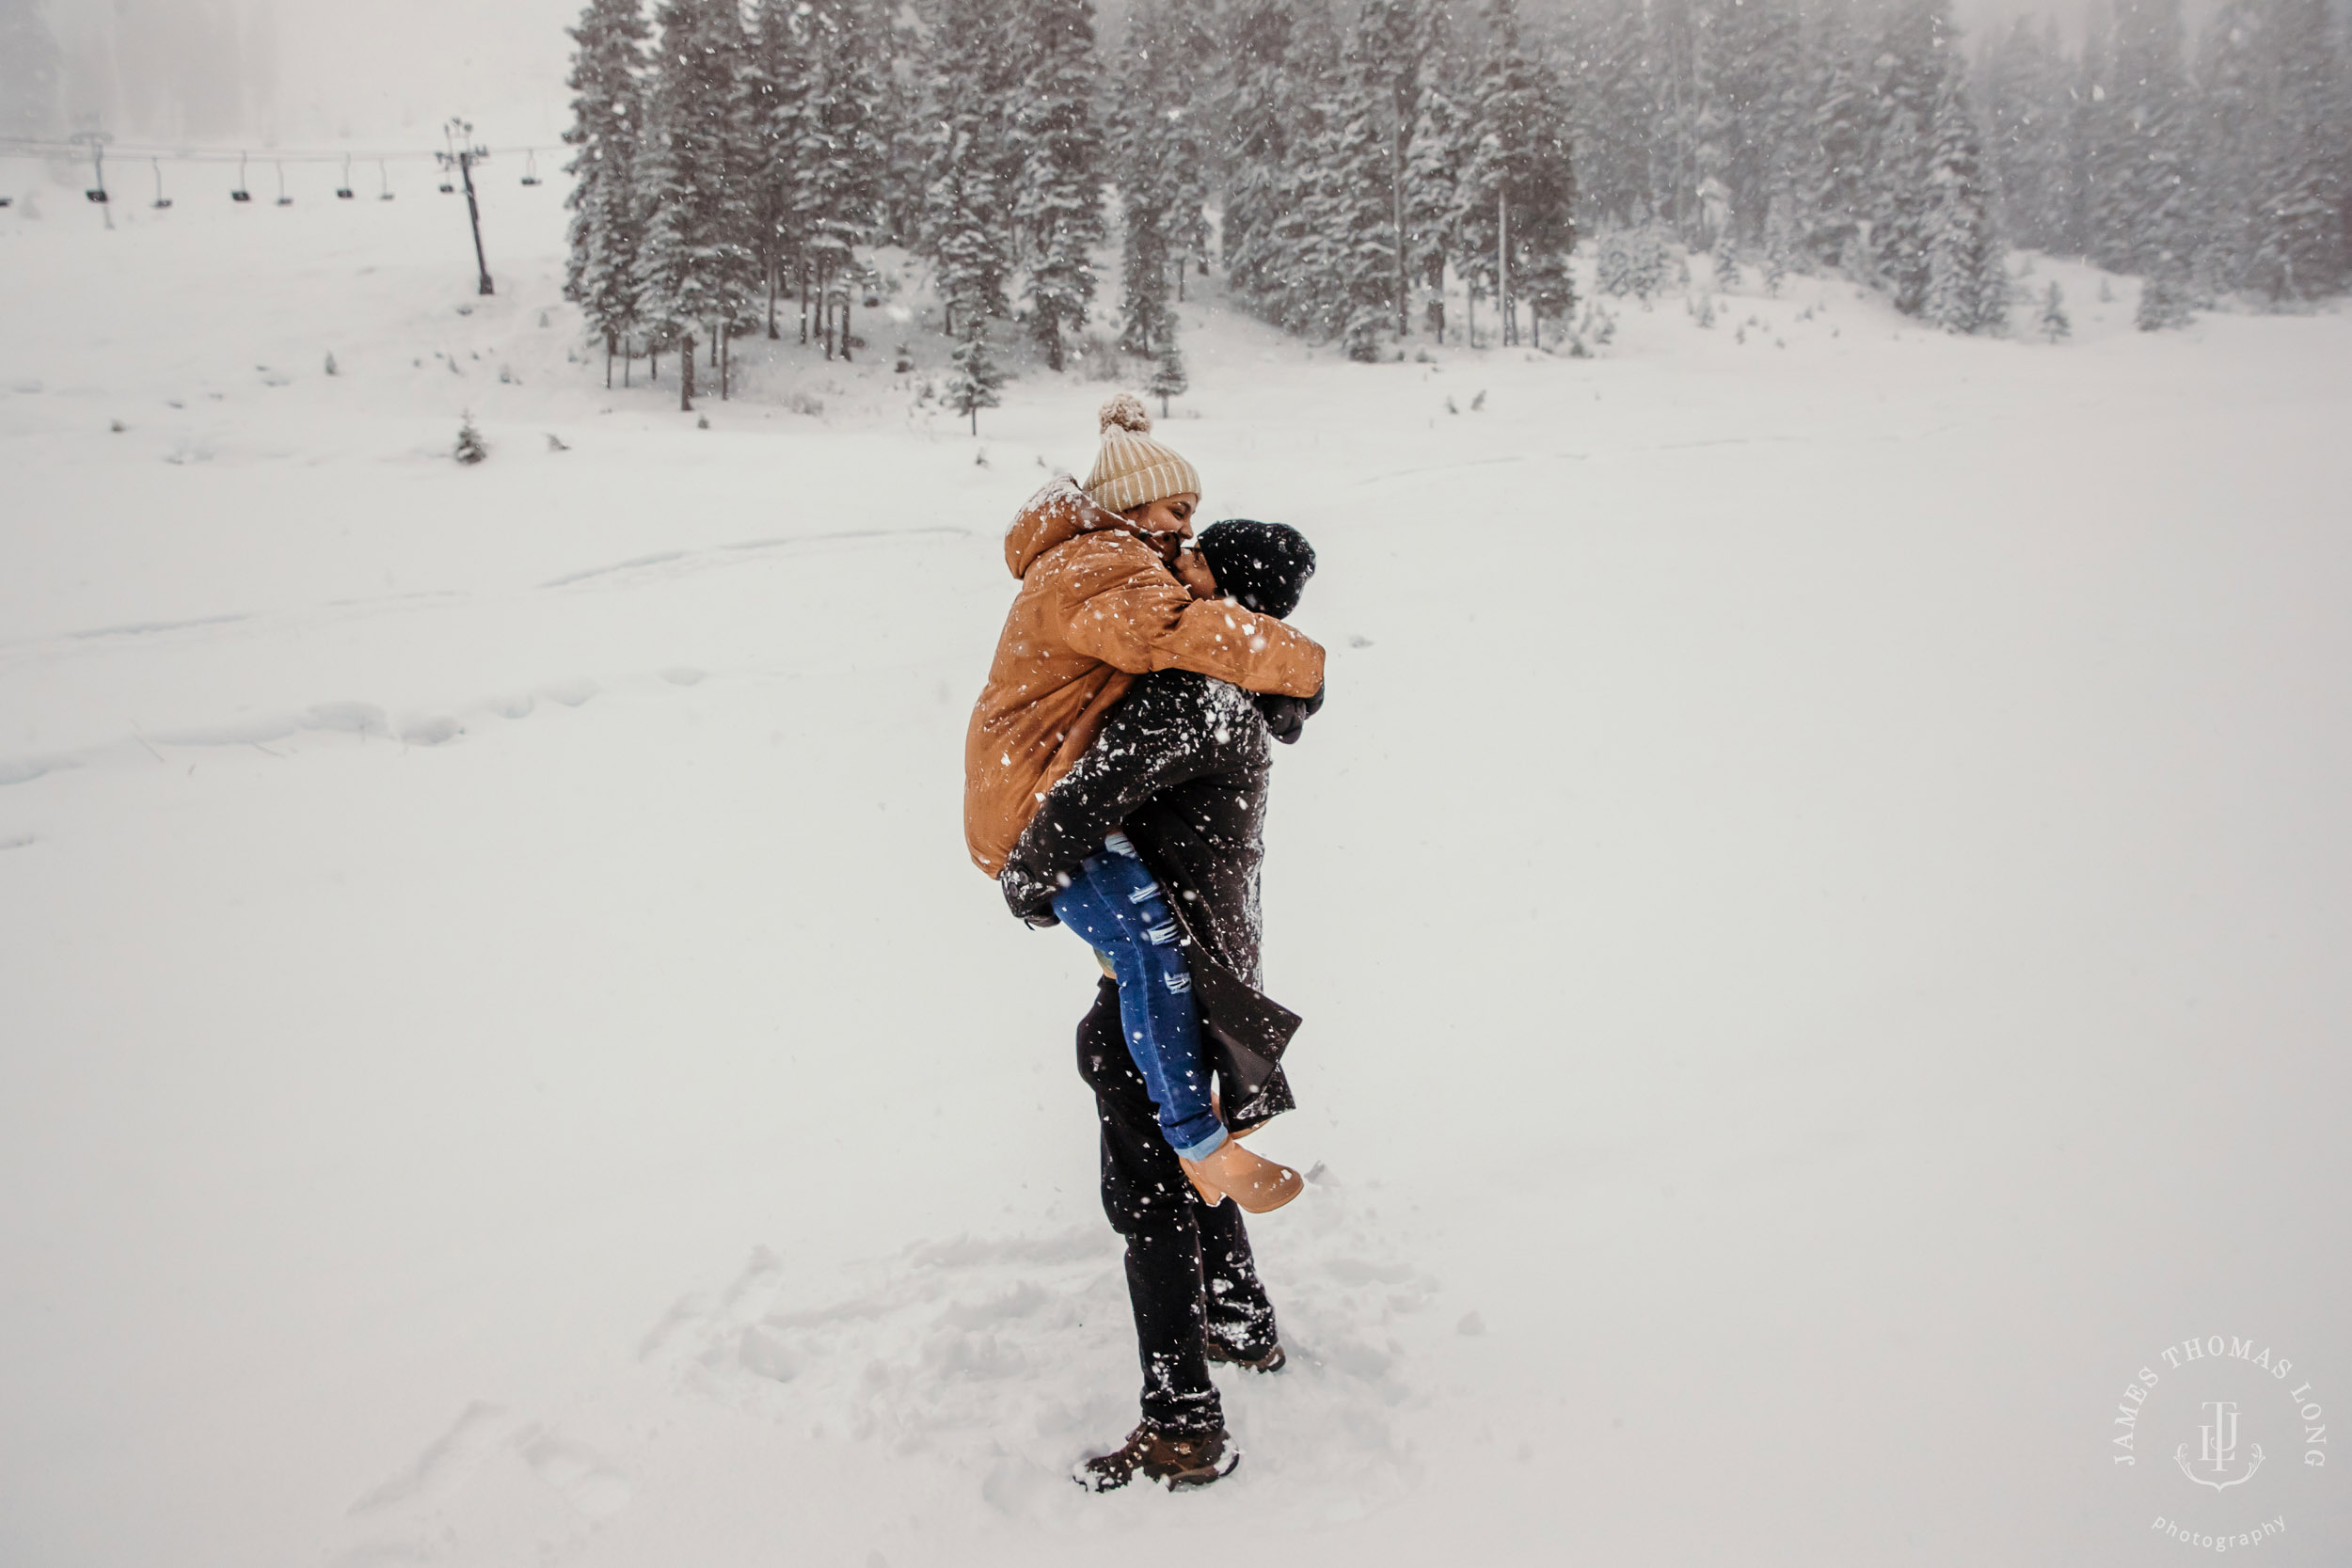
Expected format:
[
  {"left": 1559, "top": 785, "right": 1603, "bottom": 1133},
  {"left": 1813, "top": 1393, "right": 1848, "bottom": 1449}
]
[
  {"left": 454, "top": 414, "right": 488, "bottom": 465},
  {"left": 325, "top": 352, "right": 338, "bottom": 376}
]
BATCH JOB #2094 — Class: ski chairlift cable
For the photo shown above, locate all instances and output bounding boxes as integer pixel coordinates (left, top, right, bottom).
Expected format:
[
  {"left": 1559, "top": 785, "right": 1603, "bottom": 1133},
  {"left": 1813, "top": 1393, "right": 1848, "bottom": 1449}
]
[{"left": 231, "top": 150, "right": 251, "bottom": 202}]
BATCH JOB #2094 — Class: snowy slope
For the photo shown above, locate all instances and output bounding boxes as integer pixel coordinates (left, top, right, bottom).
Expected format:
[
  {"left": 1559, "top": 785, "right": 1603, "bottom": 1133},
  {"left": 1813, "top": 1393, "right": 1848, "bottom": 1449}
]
[{"left": 4, "top": 172, "right": 2349, "bottom": 1566}]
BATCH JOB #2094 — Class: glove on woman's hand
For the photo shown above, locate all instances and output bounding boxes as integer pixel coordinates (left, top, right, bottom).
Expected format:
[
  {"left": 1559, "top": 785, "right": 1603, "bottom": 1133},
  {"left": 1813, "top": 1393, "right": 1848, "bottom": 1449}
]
[{"left": 999, "top": 859, "right": 1067, "bottom": 927}]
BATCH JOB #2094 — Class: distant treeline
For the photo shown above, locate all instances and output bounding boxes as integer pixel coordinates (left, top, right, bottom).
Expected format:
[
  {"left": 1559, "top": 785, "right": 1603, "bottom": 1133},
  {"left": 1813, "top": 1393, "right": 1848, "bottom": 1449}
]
[{"left": 561, "top": 0, "right": 2352, "bottom": 408}]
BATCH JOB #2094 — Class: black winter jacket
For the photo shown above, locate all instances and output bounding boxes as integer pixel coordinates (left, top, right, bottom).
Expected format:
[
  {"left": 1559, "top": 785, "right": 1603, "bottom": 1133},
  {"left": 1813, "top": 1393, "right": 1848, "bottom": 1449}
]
[{"left": 1001, "top": 670, "right": 1311, "bottom": 1127}]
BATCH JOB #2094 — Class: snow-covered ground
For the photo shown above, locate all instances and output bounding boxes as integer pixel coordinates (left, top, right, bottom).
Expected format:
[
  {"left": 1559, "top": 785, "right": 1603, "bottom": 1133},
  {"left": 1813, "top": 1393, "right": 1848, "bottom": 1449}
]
[{"left": 4, "top": 167, "right": 2348, "bottom": 1567}]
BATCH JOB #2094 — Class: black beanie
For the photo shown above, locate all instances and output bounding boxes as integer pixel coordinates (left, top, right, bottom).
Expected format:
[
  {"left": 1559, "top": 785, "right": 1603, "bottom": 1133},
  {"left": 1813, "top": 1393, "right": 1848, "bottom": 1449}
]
[{"left": 1197, "top": 519, "right": 1316, "bottom": 619}]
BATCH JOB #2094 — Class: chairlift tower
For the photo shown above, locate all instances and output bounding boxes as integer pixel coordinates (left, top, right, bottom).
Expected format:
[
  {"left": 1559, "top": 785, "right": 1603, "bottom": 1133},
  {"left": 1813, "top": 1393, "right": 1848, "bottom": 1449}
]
[
  {"left": 71, "top": 131, "right": 113, "bottom": 230},
  {"left": 437, "top": 119, "right": 494, "bottom": 296}
]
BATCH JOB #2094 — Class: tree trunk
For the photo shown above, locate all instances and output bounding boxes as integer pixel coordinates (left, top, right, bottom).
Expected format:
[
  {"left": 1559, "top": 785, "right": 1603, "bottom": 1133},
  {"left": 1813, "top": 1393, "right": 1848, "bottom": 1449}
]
[
  {"left": 681, "top": 334, "right": 694, "bottom": 412},
  {"left": 624, "top": 341, "right": 631, "bottom": 388},
  {"left": 709, "top": 325, "right": 719, "bottom": 369},
  {"left": 1393, "top": 117, "right": 1408, "bottom": 337},
  {"left": 767, "top": 253, "right": 779, "bottom": 340},
  {"left": 1498, "top": 188, "right": 1511, "bottom": 348},
  {"left": 651, "top": 349, "right": 658, "bottom": 382},
  {"left": 721, "top": 328, "right": 730, "bottom": 400},
  {"left": 841, "top": 282, "right": 853, "bottom": 363},
  {"left": 800, "top": 259, "right": 811, "bottom": 345},
  {"left": 605, "top": 333, "right": 614, "bottom": 389}
]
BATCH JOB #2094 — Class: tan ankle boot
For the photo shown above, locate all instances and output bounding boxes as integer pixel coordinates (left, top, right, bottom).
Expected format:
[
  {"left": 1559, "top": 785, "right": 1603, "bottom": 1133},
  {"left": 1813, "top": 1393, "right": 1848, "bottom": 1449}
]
[{"left": 1180, "top": 1138, "right": 1303, "bottom": 1213}]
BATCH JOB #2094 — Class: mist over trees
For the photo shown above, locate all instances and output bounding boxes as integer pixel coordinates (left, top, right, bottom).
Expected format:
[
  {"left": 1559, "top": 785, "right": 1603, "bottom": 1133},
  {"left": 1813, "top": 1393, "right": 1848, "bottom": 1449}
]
[{"left": 557, "top": 0, "right": 2352, "bottom": 406}]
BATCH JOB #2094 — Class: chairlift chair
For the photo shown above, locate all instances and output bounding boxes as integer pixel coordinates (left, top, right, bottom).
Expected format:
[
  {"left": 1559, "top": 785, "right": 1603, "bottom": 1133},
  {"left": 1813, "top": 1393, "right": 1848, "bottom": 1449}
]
[
  {"left": 0, "top": 197, "right": 12, "bottom": 208},
  {"left": 376, "top": 160, "right": 394, "bottom": 200},
  {"left": 337, "top": 155, "right": 354, "bottom": 200},
  {"left": 520, "top": 149, "right": 542, "bottom": 187},
  {"left": 231, "top": 151, "right": 252, "bottom": 202},
  {"left": 150, "top": 157, "right": 172, "bottom": 210},
  {"left": 275, "top": 161, "right": 292, "bottom": 206}
]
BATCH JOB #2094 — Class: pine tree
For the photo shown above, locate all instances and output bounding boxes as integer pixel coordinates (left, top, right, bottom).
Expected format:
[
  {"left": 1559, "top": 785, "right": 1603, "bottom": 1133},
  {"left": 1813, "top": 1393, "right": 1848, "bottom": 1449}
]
[
  {"left": 2241, "top": 0, "right": 2349, "bottom": 304},
  {"left": 919, "top": 0, "right": 1015, "bottom": 340},
  {"left": 1711, "top": 228, "right": 1741, "bottom": 290},
  {"left": 2136, "top": 267, "right": 2193, "bottom": 328},
  {"left": 1921, "top": 48, "right": 2006, "bottom": 334},
  {"left": 1761, "top": 176, "right": 1800, "bottom": 292},
  {"left": 946, "top": 310, "right": 1005, "bottom": 434},
  {"left": 1863, "top": 0, "right": 1947, "bottom": 316},
  {"left": 2039, "top": 280, "right": 2071, "bottom": 341},
  {"left": 1804, "top": 0, "right": 1869, "bottom": 271},
  {"left": 1148, "top": 335, "right": 1188, "bottom": 417},
  {"left": 1981, "top": 16, "right": 2075, "bottom": 255},
  {"left": 795, "top": 0, "right": 887, "bottom": 361},
  {"left": 1402, "top": 79, "right": 1464, "bottom": 340},
  {"left": 1113, "top": 0, "right": 1207, "bottom": 356},
  {"left": 1558, "top": 0, "right": 1652, "bottom": 230},
  {"left": 634, "top": 0, "right": 762, "bottom": 410},
  {"left": 1455, "top": 0, "right": 1576, "bottom": 346},
  {"left": 1010, "top": 0, "right": 1105, "bottom": 372},
  {"left": 1324, "top": 64, "right": 1402, "bottom": 359},
  {"left": 563, "top": 0, "right": 652, "bottom": 384},
  {"left": 747, "top": 0, "right": 811, "bottom": 341},
  {"left": 1355, "top": 0, "right": 1439, "bottom": 336},
  {"left": 454, "top": 413, "right": 489, "bottom": 465}
]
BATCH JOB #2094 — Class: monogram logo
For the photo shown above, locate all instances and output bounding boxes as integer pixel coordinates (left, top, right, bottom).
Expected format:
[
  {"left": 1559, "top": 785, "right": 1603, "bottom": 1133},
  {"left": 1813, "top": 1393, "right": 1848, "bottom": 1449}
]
[{"left": 2176, "top": 1398, "right": 2265, "bottom": 1491}]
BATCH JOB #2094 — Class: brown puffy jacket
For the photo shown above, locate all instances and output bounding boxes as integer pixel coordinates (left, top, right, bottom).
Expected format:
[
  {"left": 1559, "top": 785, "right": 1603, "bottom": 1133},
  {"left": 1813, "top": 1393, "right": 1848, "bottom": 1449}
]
[{"left": 963, "top": 478, "right": 1326, "bottom": 875}]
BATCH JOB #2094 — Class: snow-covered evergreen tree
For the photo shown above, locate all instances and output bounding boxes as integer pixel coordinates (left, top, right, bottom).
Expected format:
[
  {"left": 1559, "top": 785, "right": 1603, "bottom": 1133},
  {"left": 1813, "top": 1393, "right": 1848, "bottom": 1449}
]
[
  {"left": 1921, "top": 49, "right": 2005, "bottom": 334},
  {"left": 1009, "top": 0, "right": 1104, "bottom": 372},
  {"left": 2240, "top": 0, "right": 2349, "bottom": 304},
  {"left": 634, "top": 0, "right": 761, "bottom": 408},
  {"left": 1113, "top": 0, "right": 1208, "bottom": 357},
  {"left": 1321, "top": 64, "right": 1403, "bottom": 359},
  {"left": 1862, "top": 0, "right": 1947, "bottom": 316},
  {"left": 2039, "top": 279, "right": 2071, "bottom": 341},
  {"left": 1455, "top": 0, "right": 1576, "bottom": 346},
  {"left": 747, "top": 0, "right": 812, "bottom": 340},
  {"left": 1804, "top": 0, "right": 1869, "bottom": 271},
  {"left": 1980, "top": 16, "right": 2075, "bottom": 255},
  {"left": 1401, "top": 80, "right": 1464, "bottom": 340},
  {"left": 920, "top": 0, "right": 1015, "bottom": 338},
  {"left": 1148, "top": 335, "right": 1188, "bottom": 417},
  {"left": 946, "top": 310, "right": 1005, "bottom": 434},
  {"left": 563, "top": 0, "right": 652, "bottom": 381},
  {"left": 1558, "top": 0, "right": 1652, "bottom": 231},
  {"left": 795, "top": 0, "right": 887, "bottom": 361}
]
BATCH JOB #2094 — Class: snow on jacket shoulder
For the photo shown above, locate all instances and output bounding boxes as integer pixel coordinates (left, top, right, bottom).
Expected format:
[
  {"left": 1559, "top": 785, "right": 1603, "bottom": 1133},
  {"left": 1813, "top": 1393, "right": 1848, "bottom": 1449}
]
[{"left": 963, "top": 477, "right": 1325, "bottom": 876}]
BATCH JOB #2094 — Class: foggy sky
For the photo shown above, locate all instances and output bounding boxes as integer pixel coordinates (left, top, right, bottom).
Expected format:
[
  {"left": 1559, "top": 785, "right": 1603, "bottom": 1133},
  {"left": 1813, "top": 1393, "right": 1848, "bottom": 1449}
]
[{"left": 12, "top": 0, "right": 2233, "bottom": 151}]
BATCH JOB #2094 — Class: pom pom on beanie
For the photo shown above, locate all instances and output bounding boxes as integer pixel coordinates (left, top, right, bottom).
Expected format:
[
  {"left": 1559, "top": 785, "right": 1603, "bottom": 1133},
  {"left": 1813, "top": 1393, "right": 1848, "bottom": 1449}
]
[{"left": 1099, "top": 392, "right": 1152, "bottom": 435}]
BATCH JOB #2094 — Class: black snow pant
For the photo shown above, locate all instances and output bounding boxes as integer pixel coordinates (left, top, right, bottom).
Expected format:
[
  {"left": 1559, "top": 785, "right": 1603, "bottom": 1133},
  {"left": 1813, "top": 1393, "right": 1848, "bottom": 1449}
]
[{"left": 1075, "top": 977, "right": 1279, "bottom": 1435}]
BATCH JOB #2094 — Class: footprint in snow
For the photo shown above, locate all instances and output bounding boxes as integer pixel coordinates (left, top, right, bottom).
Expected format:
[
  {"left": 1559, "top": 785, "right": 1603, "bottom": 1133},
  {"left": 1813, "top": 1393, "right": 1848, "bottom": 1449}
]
[{"left": 643, "top": 1181, "right": 1437, "bottom": 1518}]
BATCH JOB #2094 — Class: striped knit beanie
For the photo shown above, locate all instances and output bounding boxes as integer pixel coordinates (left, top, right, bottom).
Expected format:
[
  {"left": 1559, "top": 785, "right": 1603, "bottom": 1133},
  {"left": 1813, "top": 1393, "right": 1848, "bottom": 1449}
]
[{"left": 1083, "top": 393, "right": 1201, "bottom": 515}]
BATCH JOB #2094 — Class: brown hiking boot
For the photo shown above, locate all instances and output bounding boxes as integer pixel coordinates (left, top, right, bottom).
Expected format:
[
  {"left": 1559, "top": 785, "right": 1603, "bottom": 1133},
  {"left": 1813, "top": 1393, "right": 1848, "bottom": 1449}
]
[
  {"left": 1205, "top": 1338, "right": 1287, "bottom": 1374},
  {"left": 1074, "top": 1424, "right": 1241, "bottom": 1492},
  {"left": 1179, "top": 1139, "right": 1303, "bottom": 1213}
]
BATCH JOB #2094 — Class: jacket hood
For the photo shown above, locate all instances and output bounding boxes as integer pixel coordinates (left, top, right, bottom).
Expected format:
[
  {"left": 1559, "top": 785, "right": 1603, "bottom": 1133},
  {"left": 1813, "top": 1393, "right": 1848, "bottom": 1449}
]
[{"left": 1004, "top": 477, "right": 1142, "bottom": 578}]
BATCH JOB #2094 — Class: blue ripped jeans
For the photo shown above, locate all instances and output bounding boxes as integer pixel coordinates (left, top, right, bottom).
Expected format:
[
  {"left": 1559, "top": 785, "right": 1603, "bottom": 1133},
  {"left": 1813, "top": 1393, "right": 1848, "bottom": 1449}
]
[{"left": 1050, "top": 833, "right": 1228, "bottom": 1161}]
